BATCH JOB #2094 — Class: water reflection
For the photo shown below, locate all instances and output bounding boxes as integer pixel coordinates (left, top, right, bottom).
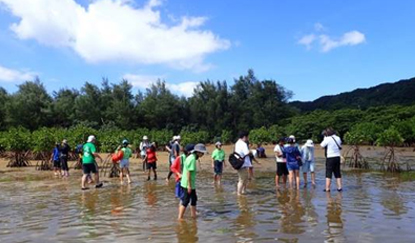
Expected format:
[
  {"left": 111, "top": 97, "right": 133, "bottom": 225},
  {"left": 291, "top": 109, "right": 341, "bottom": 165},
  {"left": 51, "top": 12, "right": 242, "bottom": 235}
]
[
  {"left": 325, "top": 192, "right": 344, "bottom": 242},
  {"left": 176, "top": 220, "right": 198, "bottom": 243}
]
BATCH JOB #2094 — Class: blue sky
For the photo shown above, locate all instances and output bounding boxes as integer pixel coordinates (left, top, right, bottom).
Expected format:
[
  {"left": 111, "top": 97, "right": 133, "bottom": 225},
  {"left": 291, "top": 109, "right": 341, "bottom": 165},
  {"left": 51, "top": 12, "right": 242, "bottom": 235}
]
[{"left": 0, "top": 0, "right": 414, "bottom": 101}]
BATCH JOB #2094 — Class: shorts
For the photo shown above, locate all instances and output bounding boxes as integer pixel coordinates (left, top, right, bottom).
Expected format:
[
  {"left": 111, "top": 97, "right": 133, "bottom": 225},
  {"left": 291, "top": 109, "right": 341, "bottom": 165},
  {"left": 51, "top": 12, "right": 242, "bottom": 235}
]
[
  {"left": 276, "top": 162, "right": 288, "bottom": 176},
  {"left": 287, "top": 162, "right": 299, "bottom": 171},
  {"left": 214, "top": 160, "right": 224, "bottom": 175},
  {"left": 83, "top": 163, "right": 98, "bottom": 174},
  {"left": 181, "top": 187, "right": 197, "bottom": 207},
  {"left": 60, "top": 156, "right": 69, "bottom": 171},
  {"left": 326, "top": 157, "right": 341, "bottom": 179},
  {"left": 302, "top": 160, "right": 315, "bottom": 173},
  {"left": 147, "top": 162, "right": 157, "bottom": 170},
  {"left": 238, "top": 167, "right": 249, "bottom": 184},
  {"left": 175, "top": 181, "right": 184, "bottom": 198},
  {"left": 120, "top": 159, "right": 129, "bottom": 169},
  {"left": 53, "top": 160, "right": 61, "bottom": 168}
]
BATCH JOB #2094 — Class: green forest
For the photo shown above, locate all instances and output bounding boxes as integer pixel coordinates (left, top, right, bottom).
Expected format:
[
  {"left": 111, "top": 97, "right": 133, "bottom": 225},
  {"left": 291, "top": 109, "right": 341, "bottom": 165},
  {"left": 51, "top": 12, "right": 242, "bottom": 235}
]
[{"left": 1, "top": 69, "right": 415, "bottom": 154}]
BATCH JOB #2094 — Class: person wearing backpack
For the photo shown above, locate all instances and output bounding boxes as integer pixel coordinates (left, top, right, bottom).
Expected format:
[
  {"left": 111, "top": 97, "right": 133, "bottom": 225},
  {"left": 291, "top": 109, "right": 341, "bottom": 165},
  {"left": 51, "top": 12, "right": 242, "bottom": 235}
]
[
  {"left": 117, "top": 139, "right": 133, "bottom": 185},
  {"left": 171, "top": 144, "right": 194, "bottom": 199},
  {"left": 321, "top": 128, "right": 343, "bottom": 192},
  {"left": 235, "top": 131, "right": 252, "bottom": 196},
  {"left": 301, "top": 139, "right": 315, "bottom": 187},
  {"left": 178, "top": 143, "right": 207, "bottom": 220}
]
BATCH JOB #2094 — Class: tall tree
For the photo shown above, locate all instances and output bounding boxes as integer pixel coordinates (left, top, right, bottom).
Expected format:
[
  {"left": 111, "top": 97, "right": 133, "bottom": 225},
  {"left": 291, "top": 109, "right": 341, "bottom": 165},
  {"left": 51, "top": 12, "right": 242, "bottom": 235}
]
[{"left": 6, "top": 79, "right": 52, "bottom": 130}]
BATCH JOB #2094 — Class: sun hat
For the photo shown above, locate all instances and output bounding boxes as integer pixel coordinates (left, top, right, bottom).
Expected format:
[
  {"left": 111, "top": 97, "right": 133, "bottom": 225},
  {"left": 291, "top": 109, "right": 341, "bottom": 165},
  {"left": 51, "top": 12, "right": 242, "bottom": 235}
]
[
  {"left": 122, "top": 139, "right": 129, "bottom": 145},
  {"left": 193, "top": 143, "right": 207, "bottom": 154},
  {"left": 143, "top": 136, "right": 148, "bottom": 140},
  {"left": 305, "top": 139, "right": 314, "bottom": 147},
  {"left": 87, "top": 135, "right": 96, "bottom": 143},
  {"left": 215, "top": 141, "right": 222, "bottom": 147}
]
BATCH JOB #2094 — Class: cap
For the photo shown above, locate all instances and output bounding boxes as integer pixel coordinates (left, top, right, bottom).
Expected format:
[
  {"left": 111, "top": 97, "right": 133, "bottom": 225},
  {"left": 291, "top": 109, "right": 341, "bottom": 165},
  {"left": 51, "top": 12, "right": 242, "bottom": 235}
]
[
  {"left": 62, "top": 139, "right": 68, "bottom": 144},
  {"left": 193, "top": 143, "right": 207, "bottom": 154},
  {"left": 122, "top": 139, "right": 129, "bottom": 145},
  {"left": 87, "top": 135, "right": 96, "bottom": 143},
  {"left": 305, "top": 139, "right": 314, "bottom": 147},
  {"left": 215, "top": 141, "right": 222, "bottom": 147}
]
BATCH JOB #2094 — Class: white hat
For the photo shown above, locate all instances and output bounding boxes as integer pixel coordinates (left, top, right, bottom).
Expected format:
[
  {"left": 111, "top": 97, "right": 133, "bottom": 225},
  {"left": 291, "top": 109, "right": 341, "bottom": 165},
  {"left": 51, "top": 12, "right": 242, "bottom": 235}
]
[
  {"left": 87, "top": 135, "right": 96, "bottom": 143},
  {"left": 62, "top": 139, "right": 68, "bottom": 144},
  {"left": 289, "top": 135, "right": 295, "bottom": 139},
  {"left": 176, "top": 135, "right": 181, "bottom": 140},
  {"left": 215, "top": 141, "right": 222, "bottom": 147},
  {"left": 143, "top": 136, "right": 148, "bottom": 140},
  {"left": 305, "top": 139, "right": 314, "bottom": 147}
]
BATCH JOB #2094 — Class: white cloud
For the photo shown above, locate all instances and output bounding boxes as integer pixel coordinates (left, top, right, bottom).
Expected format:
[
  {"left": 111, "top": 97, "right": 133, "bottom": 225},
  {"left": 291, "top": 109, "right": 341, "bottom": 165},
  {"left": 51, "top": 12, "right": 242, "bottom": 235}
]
[
  {"left": 297, "top": 34, "right": 316, "bottom": 50},
  {"left": 319, "top": 31, "right": 366, "bottom": 52},
  {"left": 166, "top": 82, "right": 198, "bottom": 97},
  {"left": 0, "top": 64, "right": 36, "bottom": 82},
  {"left": 298, "top": 26, "right": 365, "bottom": 52},
  {"left": 123, "top": 73, "right": 198, "bottom": 97},
  {"left": 0, "top": 0, "right": 230, "bottom": 71}
]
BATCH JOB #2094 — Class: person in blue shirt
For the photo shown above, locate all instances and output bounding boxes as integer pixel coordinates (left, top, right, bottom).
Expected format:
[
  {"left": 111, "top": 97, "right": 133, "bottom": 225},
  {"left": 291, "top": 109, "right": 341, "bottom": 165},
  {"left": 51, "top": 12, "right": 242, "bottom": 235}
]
[
  {"left": 50, "top": 142, "right": 61, "bottom": 177},
  {"left": 283, "top": 138, "right": 302, "bottom": 189}
]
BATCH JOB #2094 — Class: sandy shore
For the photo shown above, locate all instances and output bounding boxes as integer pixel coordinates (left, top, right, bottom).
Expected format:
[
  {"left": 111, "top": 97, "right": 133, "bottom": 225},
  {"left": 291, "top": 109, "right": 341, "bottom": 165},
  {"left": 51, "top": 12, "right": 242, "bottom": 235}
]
[{"left": 0, "top": 145, "right": 414, "bottom": 181}]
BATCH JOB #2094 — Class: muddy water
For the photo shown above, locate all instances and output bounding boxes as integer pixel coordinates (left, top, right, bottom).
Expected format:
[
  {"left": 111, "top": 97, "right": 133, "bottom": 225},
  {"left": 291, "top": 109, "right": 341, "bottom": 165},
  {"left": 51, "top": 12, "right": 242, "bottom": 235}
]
[{"left": 1, "top": 160, "right": 415, "bottom": 243}]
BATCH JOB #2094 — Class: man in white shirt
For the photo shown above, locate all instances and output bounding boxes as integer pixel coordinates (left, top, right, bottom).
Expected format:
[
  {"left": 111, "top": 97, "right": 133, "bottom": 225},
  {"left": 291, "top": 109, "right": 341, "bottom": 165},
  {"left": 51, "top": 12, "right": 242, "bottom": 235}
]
[
  {"left": 320, "top": 128, "right": 343, "bottom": 192},
  {"left": 274, "top": 138, "right": 288, "bottom": 188},
  {"left": 235, "top": 131, "right": 252, "bottom": 196}
]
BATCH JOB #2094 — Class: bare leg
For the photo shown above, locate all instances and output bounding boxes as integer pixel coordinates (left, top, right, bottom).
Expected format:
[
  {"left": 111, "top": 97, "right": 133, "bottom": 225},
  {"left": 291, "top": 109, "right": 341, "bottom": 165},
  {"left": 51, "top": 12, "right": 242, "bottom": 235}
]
[
  {"left": 120, "top": 169, "right": 124, "bottom": 184},
  {"left": 190, "top": 206, "right": 197, "bottom": 218},
  {"left": 282, "top": 174, "right": 287, "bottom": 184},
  {"left": 303, "top": 173, "right": 307, "bottom": 185},
  {"left": 275, "top": 175, "right": 280, "bottom": 188},
  {"left": 178, "top": 205, "right": 186, "bottom": 220},
  {"left": 94, "top": 172, "right": 100, "bottom": 185},
  {"left": 336, "top": 178, "right": 342, "bottom": 190},
  {"left": 295, "top": 171, "right": 300, "bottom": 189},
  {"left": 288, "top": 171, "right": 294, "bottom": 188},
  {"left": 153, "top": 169, "right": 157, "bottom": 180},
  {"left": 325, "top": 178, "right": 331, "bottom": 191},
  {"left": 311, "top": 172, "right": 316, "bottom": 185},
  {"left": 81, "top": 174, "right": 87, "bottom": 189},
  {"left": 126, "top": 168, "right": 132, "bottom": 183}
]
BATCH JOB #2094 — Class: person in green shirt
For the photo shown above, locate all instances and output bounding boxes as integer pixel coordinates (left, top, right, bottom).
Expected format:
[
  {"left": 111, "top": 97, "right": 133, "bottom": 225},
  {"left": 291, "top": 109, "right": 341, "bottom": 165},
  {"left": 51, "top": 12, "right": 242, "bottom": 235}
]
[
  {"left": 117, "top": 139, "right": 133, "bottom": 185},
  {"left": 81, "top": 135, "right": 103, "bottom": 190},
  {"left": 211, "top": 141, "right": 226, "bottom": 185},
  {"left": 178, "top": 143, "right": 207, "bottom": 220}
]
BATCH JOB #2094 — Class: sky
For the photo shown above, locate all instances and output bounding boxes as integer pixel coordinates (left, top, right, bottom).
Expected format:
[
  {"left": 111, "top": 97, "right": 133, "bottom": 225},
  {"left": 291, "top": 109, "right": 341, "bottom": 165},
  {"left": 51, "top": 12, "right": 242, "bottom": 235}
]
[{"left": 0, "top": 0, "right": 414, "bottom": 101}]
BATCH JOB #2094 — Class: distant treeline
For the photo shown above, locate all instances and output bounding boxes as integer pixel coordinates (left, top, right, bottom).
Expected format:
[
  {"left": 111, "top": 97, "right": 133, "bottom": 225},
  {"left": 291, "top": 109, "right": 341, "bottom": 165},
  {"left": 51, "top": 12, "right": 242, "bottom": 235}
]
[
  {"left": 1, "top": 70, "right": 415, "bottom": 151},
  {"left": 291, "top": 77, "right": 415, "bottom": 112},
  {"left": 0, "top": 69, "right": 294, "bottom": 138}
]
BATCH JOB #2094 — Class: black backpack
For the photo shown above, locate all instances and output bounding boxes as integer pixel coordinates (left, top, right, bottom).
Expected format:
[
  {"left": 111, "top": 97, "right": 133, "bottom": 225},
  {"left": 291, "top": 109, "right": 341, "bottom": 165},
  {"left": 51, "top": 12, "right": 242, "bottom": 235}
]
[{"left": 228, "top": 152, "right": 245, "bottom": 170}]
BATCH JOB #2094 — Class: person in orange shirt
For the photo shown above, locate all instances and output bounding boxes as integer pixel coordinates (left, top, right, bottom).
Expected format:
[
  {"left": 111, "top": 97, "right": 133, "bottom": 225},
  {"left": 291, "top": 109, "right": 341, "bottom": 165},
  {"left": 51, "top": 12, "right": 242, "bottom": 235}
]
[{"left": 171, "top": 144, "right": 194, "bottom": 199}]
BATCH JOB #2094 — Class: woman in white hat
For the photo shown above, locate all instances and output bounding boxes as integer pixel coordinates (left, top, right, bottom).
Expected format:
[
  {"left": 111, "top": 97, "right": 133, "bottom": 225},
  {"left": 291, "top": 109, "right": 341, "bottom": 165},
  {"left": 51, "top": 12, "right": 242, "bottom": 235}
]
[
  {"left": 301, "top": 139, "right": 316, "bottom": 186},
  {"left": 139, "top": 136, "right": 150, "bottom": 171}
]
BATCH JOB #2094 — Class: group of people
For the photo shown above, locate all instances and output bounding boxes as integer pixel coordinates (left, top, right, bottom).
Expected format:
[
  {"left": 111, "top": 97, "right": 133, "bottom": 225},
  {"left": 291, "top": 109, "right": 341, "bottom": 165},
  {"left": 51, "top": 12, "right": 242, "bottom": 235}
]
[
  {"left": 51, "top": 127, "right": 343, "bottom": 219},
  {"left": 50, "top": 139, "right": 71, "bottom": 177},
  {"left": 273, "top": 128, "right": 343, "bottom": 192}
]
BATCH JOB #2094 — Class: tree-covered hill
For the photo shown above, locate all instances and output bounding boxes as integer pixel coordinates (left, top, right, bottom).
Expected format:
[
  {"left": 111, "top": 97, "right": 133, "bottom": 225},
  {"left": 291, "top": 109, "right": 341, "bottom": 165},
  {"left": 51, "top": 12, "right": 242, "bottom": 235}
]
[{"left": 291, "top": 77, "right": 415, "bottom": 112}]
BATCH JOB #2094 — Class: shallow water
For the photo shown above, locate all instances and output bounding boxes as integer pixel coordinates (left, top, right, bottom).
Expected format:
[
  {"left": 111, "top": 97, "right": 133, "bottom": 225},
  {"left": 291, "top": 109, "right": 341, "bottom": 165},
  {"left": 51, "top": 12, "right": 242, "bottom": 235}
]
[{"left": 1, "top": 161, "right": 415, "bottom": 243}]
